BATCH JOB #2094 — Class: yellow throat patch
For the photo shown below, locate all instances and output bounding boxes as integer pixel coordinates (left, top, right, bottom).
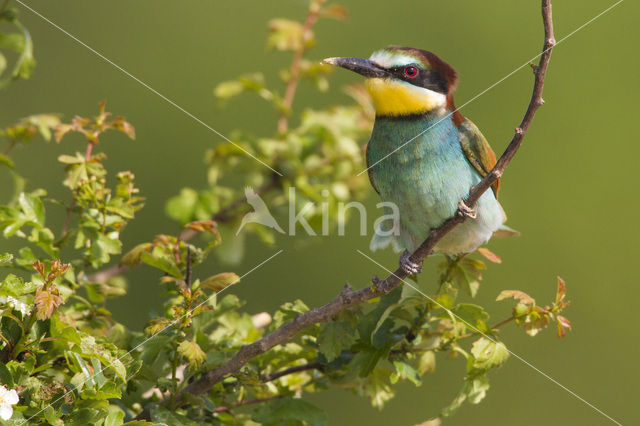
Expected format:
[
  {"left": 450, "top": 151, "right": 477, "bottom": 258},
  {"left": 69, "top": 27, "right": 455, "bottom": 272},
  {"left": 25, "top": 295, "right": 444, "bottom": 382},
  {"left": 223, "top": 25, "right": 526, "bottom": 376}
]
[{"left": 365, "top": 78, "right": 446, "bottom": 116}]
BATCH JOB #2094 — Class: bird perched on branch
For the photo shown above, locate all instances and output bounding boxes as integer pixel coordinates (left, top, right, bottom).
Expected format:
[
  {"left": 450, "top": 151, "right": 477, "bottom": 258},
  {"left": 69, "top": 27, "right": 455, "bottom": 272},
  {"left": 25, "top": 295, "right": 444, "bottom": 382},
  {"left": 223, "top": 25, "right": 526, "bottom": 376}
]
[{"left": 324, "top": 46, "right": 517, "bottom": 275}]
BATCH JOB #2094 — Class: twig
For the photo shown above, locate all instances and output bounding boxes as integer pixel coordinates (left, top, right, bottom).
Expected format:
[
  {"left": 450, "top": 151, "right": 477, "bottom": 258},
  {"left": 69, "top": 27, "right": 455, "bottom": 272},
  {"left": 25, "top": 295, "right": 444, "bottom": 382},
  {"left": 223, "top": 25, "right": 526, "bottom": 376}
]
[
  {"left": 260, "top": 361, "right": 324, "bottom": 382},
  {"left": 490, "top": 316, "right": 516, "bottom": 330},
  {"left": 176, "top": 0, "right": 554, "bottom": 401},
  {"left": 276, "top": 0, "right": 327, "bottom": 134},
  {"left": 214, "top": 395, "right": 285, "bottom": 413},
  {"left": 457, "top": 316, "right": 517, "bottom": 340}
]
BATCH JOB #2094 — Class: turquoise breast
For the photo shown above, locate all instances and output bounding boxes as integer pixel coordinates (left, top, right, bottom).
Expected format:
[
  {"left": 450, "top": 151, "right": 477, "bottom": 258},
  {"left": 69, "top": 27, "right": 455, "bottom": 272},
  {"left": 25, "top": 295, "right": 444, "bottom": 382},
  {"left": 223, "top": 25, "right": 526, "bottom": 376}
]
[{"left": 366, "top": 113, "right": 504, "bottom": 254}]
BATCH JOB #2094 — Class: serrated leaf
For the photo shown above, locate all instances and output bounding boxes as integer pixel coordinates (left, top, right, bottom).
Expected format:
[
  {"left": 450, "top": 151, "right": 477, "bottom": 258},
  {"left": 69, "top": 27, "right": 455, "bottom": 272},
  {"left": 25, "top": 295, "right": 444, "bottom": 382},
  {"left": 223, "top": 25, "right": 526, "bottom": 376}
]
[
  {"left": 178, "top": 340, "right": 206, "bottom": 366},
  {"left": 449, "top": 258, "right": 484, "bottom": 297},
  {"left": 350, "top": 347, "right": 387, "bottom": 377},
  {"left": 452, "top": 303, "right": 490, "bottom": 332},
  {"left": 391, "top": 360, "right": 421, "bottom": 386},
  {"left": 470, "top": 337, "right": 509, "bottom": 370},
  {"left": 317, "top": 321, "right": 355, "bottom": 362},
  {"left": 0, "top": 362, "right": 14, "bottom": 387},
  {"left": 441, "top": 375, "right": 490, "bottom": 417},
  {"left": 496, "top": 290, "right": 535, "bottom": 305}
]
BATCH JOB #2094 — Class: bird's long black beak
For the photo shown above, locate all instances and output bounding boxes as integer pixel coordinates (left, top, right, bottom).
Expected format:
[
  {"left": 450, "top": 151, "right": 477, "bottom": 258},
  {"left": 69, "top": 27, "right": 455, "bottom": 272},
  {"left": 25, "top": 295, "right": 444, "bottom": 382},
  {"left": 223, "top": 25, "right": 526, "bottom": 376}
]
[{"left": 322, "top": 57, "right": 388, "bottom": 78}]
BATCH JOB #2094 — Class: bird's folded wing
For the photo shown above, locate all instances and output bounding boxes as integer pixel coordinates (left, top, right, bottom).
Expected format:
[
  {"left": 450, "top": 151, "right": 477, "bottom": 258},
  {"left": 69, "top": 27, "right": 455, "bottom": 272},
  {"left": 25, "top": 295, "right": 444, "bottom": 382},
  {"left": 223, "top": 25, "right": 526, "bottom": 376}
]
[
  {"left": 457, "top": 118, "right": 500, "bottom": 197},
  {"left": 365, "top": 142, "right": 380, "bottom": 195}
]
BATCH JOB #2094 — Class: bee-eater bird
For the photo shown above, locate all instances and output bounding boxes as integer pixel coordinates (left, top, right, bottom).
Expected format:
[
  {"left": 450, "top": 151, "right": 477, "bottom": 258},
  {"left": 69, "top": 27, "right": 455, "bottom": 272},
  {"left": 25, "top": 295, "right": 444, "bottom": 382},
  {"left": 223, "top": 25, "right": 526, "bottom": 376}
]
[{"left": 324, "top": 46, "right": 516, "bottom": 274}]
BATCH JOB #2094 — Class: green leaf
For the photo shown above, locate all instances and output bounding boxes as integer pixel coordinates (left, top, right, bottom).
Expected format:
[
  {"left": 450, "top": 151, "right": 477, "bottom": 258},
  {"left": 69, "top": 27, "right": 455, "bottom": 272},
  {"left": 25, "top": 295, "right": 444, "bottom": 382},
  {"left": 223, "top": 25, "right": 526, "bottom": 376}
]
[
  {"left": 253, "top": 397, "right": 327, "bottom": 426},
  {"left": 417, "top": 350, "right": 436, "bottom": 375},
  {"left": 64, "top": 408, "right": 102, "bottom": 425},
  {"left": 0, "top": 362, "right": 14, "bottom": 387},
  {"left": 451, "top": 258, "right": 485, "bottom": 297},
  {"left": 496, "top": 289, "right": 535, "bottom": 305},
  {"left": 120, "top": 243, "right": 152, "bottom": 268},
  {"left": 139, "top": 250, "right": 182, "bottom": 278},
  {"left": 357, "top": 287, "right": 402, "bottom": 343},
  {"left": 271, "top": 299, "right": 309, "bottom": 329},
  {"left": 214, "top": 79, "right": 245, "bottom": 100},
  {"left": 452, "top": 303, "right": 490, "bottom": 333},
  {"left": 0, "top": 252, "right": 13, "bottom": 267},
  {"left": 0, "top": 21, "right": 35, "bottom": 89},
  {"left": 440, "top": 375, "right": 490, "bottom": 417},
  {"left": 1, "top": 274, "right": 38, "bottom": 296},
  {"left": 317, "top": 321, "right": 355, "bottom": 362},
  {"left": 436, "top": 282, "right": 458, "bottom": 309},
  {"left": 350, "top": 346, "right": 388, "bottom": 377},
  {"left": 178, "top": 340, "right": 206, "bottom": 366},
  {"left": 0, "top": 153, "right": 14, "bottom": 168},
  {"left": 18, "top": 191, "right": 45, "bottom": 225},
  {"left": 104, "top": 410, "right": 125, "bottom": 426},
  {"left": 267, "top": 19, "right": 305, "bottom": 51},
  {"left": 470, "top": 337, "right": 509, "bottom": 371},
  {"left": 80, "top": 381, "right": 121, "bottom": 400},
  {"left": 149, "top": 405, "right": 198, "bottom": 426},
  {"left": 391, "top": 360, "right": 421, "bottom": 386}
]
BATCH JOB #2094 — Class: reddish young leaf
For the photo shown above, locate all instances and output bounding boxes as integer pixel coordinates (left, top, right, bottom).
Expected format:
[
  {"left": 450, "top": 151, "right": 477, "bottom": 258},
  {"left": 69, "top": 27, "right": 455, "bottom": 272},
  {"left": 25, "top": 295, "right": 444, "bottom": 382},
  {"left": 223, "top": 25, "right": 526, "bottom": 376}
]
[
  {"left": 496, "top": 290, "right": 535, "bottom": 305},
  {"left": 556, "top": 315, "right": 571, "bottom": 339},
  {"left": 184, "top": 220, "right": 218, "bottom": 234},
  {"left": 555, "top": 277, "right": 566, "bottom": 304},
  {"left": 200, "top": 272, "right": 240, "bottom": 292},
  {"left": 477, "top": 248, "right": 501, "bottom": 264}
]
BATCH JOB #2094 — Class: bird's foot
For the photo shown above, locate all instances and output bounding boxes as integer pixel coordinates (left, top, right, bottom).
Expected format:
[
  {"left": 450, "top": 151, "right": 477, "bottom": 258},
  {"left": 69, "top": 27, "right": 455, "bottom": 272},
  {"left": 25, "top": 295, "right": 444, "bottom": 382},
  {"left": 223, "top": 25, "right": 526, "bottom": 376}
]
[
  {"left": 399, "top": 250, "right": 422, "bottom": 275},
  {"left": 457, "top": 200, "right": 477, "bottom": 219}
]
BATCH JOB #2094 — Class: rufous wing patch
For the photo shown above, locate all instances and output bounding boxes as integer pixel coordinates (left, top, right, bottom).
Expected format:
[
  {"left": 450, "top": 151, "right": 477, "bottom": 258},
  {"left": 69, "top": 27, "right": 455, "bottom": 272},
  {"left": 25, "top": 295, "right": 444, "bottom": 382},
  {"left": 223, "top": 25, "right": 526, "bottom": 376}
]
[{"left": 457, "top": 118, "right": 500, "bottom": 196}]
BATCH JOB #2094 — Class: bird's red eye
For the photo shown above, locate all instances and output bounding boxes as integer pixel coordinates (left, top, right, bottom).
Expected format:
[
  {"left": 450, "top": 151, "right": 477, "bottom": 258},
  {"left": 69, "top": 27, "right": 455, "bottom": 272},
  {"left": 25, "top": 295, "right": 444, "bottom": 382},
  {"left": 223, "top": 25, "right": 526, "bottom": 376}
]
[{"left": 404, "top": 66, "right": 418, "bottom": 78}]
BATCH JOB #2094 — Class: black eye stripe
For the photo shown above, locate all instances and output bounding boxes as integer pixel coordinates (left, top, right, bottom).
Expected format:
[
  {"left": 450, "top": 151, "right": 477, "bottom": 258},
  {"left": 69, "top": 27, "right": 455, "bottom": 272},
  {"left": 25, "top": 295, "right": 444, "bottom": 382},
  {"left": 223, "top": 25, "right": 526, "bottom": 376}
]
[{"left": 386, "top": 65, "right": 449, "bottom": 94}]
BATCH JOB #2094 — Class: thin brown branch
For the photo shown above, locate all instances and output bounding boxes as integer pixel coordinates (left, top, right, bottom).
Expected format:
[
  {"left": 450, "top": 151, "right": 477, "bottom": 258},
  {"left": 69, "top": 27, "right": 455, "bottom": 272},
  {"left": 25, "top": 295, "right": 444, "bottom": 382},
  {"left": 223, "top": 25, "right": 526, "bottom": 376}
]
[
  {"left": 457, "top": 316, "right": 518, "bottom": 340},
  {"left": 214, "top": 395, "right": 285, "bottom": 413},
  {"left": 177, "top": 0, "right": 554, "bottom": 401},
  {"left": 491, "top": 316, "right": 516, "bottom": 330},
  {"left": 260, "top": 361, "right": 324, "bottom": 382},
  {"left": 276, "top": 0, "right": 327, "bottom": 134},
  {"left": 59, "top": 199, "right": 76, "bottom": 240}
]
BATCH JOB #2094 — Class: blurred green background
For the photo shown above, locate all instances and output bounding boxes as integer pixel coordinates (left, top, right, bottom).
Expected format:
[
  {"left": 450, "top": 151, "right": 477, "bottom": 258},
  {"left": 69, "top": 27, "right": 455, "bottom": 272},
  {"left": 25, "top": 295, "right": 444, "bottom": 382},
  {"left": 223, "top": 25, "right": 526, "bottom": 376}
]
[{"left": 1, "top": 0, "right": 637, "bottom": 424}]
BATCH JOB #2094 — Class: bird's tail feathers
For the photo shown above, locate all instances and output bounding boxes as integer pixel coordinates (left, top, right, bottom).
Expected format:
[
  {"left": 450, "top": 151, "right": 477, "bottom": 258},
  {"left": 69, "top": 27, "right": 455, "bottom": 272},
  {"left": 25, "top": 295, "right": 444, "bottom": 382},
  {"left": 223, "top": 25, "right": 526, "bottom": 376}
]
[
  {"left": 492, "top": 224, "right": 520, "bottom": 238},
  {"left": 369, "top": 221, "right": 403, "bottom": 253}
]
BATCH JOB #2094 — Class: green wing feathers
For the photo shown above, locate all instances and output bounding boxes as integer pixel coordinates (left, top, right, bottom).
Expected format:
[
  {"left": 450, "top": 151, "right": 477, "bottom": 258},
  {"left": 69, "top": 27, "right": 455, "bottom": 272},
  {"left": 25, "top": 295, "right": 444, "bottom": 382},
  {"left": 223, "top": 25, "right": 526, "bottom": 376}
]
[
  {"left": 457, "top": 118, "right": 500, "bottom": 197},
  {"left": 365, "top": 142, "right": 380, "bottom": 194}
]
